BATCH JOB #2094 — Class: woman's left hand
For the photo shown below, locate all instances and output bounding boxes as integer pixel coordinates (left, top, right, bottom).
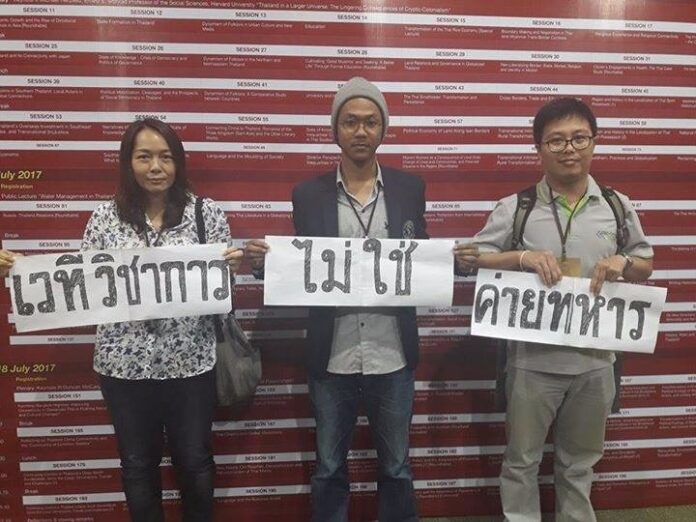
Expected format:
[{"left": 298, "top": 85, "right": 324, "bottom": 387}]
[{"left": 223, "top": 247, "right": 244, "bottom": 274}]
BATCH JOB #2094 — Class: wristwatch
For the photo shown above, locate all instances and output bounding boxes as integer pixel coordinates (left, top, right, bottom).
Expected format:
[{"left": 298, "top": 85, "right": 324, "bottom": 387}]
[{"left": 621, "top": 253, "right": 634, "bottom": 276}]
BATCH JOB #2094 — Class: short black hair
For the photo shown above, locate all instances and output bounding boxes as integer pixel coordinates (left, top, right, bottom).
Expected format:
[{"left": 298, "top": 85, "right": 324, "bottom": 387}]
[
  {"left": 115, "top": 118, "right": 191, "bottom": 233},
  {"left": 533, "top": 97, "right": 597, "bottom": 145}
]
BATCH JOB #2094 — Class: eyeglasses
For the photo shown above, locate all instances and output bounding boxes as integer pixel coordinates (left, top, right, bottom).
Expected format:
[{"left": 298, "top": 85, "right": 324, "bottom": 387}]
[
  {"left": 543, "top": 135, "right": 594, "bottom": 153},
  {"left": 339, "top": 117, "right": 382, "bottom": 133}
]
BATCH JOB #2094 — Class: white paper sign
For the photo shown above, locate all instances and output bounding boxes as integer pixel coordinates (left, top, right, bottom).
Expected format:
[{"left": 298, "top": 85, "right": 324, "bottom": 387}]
[
  {"left": 264, "top": 236, "right": 455, "bottom": 306},
  {"left": 10, "top": 244, "right": 231, "bottom": 333},
  {"left": 471, "top": 269, "right": 667, "bottom": 353}
]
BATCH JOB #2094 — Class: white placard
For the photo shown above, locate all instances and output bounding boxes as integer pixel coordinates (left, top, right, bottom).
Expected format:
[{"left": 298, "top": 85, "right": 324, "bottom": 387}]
[
  {"left": 10, "top": 244, "right": 231, "bottom": 332},
  {"left": 264, "top": 236, "right": 455, "bottom": 307},
  {"left": 471, "top": 269, "right": 667, "bottom": 353}
]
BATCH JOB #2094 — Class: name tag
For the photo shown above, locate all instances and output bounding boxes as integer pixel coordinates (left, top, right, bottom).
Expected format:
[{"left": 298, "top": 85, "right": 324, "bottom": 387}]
[{"left": 558, "top": 257, "right": 582, "bottom": 277}]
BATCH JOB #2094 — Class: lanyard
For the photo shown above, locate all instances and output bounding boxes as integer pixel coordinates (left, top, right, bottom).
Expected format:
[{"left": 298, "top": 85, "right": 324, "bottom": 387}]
[
  {"left": 548, "top": 184, "right": 586, "bottom": 261},
  {"left": 339, "top": 181, "right": 381, "bottom": 238}
]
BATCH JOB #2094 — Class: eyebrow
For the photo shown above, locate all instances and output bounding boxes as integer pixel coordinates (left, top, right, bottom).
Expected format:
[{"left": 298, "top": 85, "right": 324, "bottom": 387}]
[
  {"left": 544, "top": 131, "right": 592, "bottom": 138},
  {"left": 133, "top": 147, "right": 172, "bottom": 153},
  {"left": 342, "top": 111, "right": 380, "bottom": 118}
]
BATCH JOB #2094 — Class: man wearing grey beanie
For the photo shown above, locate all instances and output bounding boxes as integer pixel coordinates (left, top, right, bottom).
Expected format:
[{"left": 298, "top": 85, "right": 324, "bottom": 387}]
[{"left": 247, "top": 77, "right": 478, "bottom": 521}]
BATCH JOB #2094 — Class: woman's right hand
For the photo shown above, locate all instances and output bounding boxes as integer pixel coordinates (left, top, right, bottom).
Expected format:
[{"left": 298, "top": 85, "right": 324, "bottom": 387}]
[{"left": 0, "top": 250, "right": 19, "bottom": 277}]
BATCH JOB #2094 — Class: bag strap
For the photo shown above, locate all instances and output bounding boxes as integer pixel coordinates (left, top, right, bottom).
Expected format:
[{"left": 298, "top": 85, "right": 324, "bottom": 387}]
[
  {"left": 599, "top": 186, "right": 629, "bottom": 253},
  {"left": 194, "top": 196, "right": 229, "bottom": 339},
  {"left": 511, "top": 185, "right": 537, "bottom": 250},
  {"left": 594, "top": 186, "right": 628, "bottom": 411}
]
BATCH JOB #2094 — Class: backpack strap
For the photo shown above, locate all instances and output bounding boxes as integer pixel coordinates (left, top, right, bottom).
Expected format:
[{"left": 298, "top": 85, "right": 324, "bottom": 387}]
[
  {"left": 194, "top": 196, "right": 206, "bottom": 244},
  {"left": 599, "top": 186, "right": 629, "bottom": 413},
  {"left": 511, "top": 185, "right": 537, "bottom": 250},
  {"left": 599, "top": 186, "right": 629, "bottom": 253}
]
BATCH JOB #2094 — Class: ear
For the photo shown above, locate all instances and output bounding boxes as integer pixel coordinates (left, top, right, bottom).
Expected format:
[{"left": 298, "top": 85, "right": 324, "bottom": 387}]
[
  {"left": 586, "top": 135, "right": 597, "bottom": 156},
  {"left": 534, "top": 144, "right": 543, "bottom": 164}
]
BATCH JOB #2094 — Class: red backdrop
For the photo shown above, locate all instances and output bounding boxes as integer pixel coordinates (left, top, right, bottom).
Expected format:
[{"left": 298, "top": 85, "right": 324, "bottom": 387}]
[{"left": 1, "top": 1, "right": 695, "bottom": 520}]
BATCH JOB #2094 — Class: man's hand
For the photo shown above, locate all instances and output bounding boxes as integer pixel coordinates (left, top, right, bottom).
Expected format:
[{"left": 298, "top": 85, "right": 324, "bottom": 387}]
[
  {"left": 520, "top": 250, "right": 563, "bottom": 288},
  {"left": 0, "top": 250, "right": 18, "bottom": 278},
  {"left": 245, "top": 239, "right": 270, "bottom": 270},
  {"left": 223, "top": 247, "right": 244, "bottom": 274},
  {"left": 589, "top": 255, "right": 626, "bottom": 295},
  {"left": 453, "top": 242, "right": 479, "bottom": 273}
]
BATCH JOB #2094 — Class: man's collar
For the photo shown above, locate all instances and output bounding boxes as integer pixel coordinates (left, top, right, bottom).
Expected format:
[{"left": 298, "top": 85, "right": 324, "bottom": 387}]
[
  {"left": 336, "top": 162, "right": 383, "bottom": 187},
  {"left": 537, "top": 174, "right": 600, "bottom": 203}
]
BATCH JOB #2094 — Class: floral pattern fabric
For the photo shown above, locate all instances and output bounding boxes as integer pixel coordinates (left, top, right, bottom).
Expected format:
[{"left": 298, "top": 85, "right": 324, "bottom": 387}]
[{"left": 81, "top": 196, "right": 231, "bottom": 380}]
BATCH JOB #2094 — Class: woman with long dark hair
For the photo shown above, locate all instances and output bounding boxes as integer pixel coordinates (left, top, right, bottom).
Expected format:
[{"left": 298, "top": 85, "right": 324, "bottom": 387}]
[{"left": 80, "top": 118, "right": 242, "bottom": 521}]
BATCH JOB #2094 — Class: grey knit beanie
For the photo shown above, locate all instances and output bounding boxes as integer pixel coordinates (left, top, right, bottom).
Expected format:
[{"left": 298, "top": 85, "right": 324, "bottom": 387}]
[{"left": 331, "top": 77, "right": 389, "bottom": 141}]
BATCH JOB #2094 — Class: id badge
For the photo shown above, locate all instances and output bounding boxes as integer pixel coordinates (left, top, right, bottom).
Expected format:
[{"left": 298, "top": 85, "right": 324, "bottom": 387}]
[{"left": 558, "top": 257, "right": 582, "bottom": 277}]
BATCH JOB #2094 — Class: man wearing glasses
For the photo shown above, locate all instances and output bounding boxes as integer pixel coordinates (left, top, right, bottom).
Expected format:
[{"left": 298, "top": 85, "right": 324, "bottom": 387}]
[
  {"left": 473, "top": 97, "right": 653, "bottom": 521},
  {"left": 247, "top": 77, "right": 479, "bottom": 521}
]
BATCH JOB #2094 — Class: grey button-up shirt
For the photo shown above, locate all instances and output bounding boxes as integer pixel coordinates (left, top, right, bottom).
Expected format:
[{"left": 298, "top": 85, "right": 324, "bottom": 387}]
[{"left": 327, "top": 164, "right": 407, "bottom": 375}]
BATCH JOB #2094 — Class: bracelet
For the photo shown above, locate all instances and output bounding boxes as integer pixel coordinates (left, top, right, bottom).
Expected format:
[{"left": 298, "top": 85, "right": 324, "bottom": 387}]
[{"left": 518, "top": 250, "right": 528, "bottom": 271}]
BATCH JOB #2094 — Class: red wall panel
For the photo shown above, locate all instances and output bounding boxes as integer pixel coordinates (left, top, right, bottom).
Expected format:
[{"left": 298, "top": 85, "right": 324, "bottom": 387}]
[{"left": 1, "top": 1, "right": 695, "bottom": 519}]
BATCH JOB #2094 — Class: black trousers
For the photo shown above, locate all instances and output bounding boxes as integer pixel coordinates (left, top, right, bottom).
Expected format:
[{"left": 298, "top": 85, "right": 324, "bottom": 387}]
[{"left": 100, "top": 370, "right": 216, "bottom": 522}]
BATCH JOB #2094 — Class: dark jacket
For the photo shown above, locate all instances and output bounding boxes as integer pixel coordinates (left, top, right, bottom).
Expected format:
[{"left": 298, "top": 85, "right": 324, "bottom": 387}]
[{"left": 292, "top": 166, "right": 428, "bottom": 377}]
